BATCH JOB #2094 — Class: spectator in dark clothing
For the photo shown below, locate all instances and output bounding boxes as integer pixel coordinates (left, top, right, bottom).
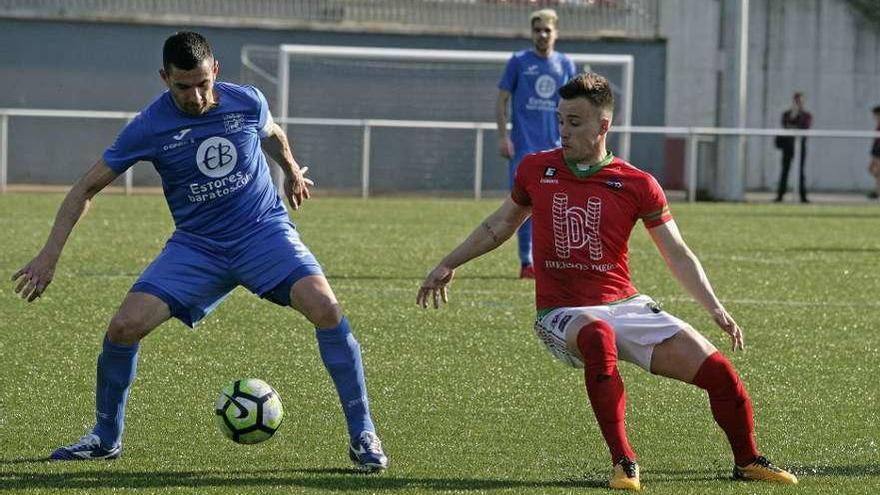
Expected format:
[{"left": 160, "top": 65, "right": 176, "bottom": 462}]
[
  {"left": 775, "top": 92, "right": 812, "bottom": 203},
  {"left": 868, "top": 105, "right": 880, "bottom": 200}
]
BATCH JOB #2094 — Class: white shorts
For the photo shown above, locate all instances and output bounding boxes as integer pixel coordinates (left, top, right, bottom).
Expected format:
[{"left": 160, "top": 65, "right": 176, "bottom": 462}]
[{"left": 533, "top": 295, "right": 687, "bottom": 371}]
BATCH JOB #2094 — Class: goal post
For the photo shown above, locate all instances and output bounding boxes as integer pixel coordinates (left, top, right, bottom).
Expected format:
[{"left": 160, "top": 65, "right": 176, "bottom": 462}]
[{"left": 247, "top": 44, "right": 634, "bottom": 197}]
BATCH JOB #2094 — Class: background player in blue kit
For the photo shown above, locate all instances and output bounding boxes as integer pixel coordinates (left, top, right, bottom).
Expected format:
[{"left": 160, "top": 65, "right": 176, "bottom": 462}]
[
  {"left": 496, "top": 8, "right": 576, "bottom": 279},
  {"left": 11, "top": 31, "right": 388, "bottom": 471}
]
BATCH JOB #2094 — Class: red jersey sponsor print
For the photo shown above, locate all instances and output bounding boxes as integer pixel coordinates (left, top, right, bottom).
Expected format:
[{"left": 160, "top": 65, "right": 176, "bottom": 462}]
[{"left": 511, "top": 148, "right": 672, "bottom": 311}]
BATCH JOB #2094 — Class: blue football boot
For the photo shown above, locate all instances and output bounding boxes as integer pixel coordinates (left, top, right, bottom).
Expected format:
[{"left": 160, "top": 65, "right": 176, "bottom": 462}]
[
  {"left": 348, "top": 431, "right": 388, "bottom": 472},
  {"left": 50, "top": 432, "right": 122, "bottom": 461}
]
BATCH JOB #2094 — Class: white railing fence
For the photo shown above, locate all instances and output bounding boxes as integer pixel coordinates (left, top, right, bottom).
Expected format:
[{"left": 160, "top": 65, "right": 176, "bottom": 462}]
[{"left": 2, "top": 108, "right": 880, "bottom": 201}]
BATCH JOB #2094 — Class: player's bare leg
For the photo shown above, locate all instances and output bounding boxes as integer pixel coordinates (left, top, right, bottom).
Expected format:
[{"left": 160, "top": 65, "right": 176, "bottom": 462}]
[
  {"left": 51, "top": 292, "right": 170, "bottom": 460},
  {"left": 106, "top": 292, "right": 172, "bottom": 344},
  {"left": 651, "top": 328, "right": 797, "bottom": 484},
  {"left": 290, "top": 275, "right": 387, "bottom": 471}
]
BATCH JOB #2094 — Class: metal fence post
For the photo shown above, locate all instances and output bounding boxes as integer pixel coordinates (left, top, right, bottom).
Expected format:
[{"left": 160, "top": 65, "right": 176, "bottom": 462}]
[
  {"left": 473, "top": 127, "right": 483, "bottom": 200},
  {"left": 0, "top": 114, "right": 7, "bottom": 194},
  {"left": 686, "top": 132, "right": 698, "bottom": 203},
  {"left": 361, "top": 123, "right": 371, "bottom": 199}
]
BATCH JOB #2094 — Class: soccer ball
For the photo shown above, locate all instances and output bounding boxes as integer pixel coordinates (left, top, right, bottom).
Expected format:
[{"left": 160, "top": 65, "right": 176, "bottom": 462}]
[{"left": 214, "top": 378, "right": 284, "bottom": 444}]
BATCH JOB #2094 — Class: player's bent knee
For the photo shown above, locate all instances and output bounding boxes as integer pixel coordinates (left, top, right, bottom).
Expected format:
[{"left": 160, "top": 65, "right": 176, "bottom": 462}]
[
  {"left": 302, "top": 300, "right": 343, "bottom": 329},
  {"left": 650, "top": 327, "right": 715, "bottom": 381},
  {"left": 106, "top": 314, "right": 149, "bottom": 345},
  {"left": 694, "top": 352, "right": 741, "bottom": 391},
  {"left": 575, "top": 321, "right": 618, "bottom": 374},
  {"left": 576, "top": 320, "right": 616, "bottom": 352}
]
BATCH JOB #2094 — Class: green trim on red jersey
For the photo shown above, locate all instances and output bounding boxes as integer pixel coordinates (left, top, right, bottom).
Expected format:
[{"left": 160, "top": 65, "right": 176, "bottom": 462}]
[
  {"left": 642, "top": 205, "right": 670, "bottom": 222},
  {"left": 564, "top": 151, "right": 614, "bottom": 179}
]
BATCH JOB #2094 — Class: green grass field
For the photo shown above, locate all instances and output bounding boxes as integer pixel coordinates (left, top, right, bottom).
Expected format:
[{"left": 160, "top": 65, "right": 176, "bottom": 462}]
[{"left": 1, "top": 193, "right": 878, "bottom": 494}]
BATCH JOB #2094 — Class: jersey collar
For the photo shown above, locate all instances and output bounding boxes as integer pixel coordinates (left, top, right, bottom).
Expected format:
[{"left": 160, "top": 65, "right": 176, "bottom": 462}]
[{"left": 564, "top": 151, "right": 614, "bottom": 179}]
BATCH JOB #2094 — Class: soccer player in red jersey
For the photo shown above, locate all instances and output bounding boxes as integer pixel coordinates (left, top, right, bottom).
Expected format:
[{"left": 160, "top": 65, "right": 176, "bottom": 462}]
[{"left": 417, "top": 72, "right": 797, "bottom": 490}]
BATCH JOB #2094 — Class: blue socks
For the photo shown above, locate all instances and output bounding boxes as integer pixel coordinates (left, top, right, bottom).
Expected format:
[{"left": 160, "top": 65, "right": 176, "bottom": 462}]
[
  {"left": 93, "top": 334, "right": 139, "bottom": 448},
  {"left": 90, "top": 318, "right": 373, "bottom": 447},
  {"left": 316, "top": 316, "right": 375, "bottom": 440}
]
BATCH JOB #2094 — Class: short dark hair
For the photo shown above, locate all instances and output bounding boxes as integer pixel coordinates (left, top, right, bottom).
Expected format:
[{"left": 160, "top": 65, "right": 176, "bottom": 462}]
[
  {"left": 163, "top": 31, "right": 213, "bottom": 72},
  {"left": 873, "top": 105, "right": 880, "bottom": 114},
  {"left": 558, "top": 72, "right": 614, "bottom": 114}
]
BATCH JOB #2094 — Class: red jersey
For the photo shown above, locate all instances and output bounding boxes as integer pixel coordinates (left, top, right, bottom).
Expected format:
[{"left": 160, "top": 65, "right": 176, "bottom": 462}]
[{"left": 511, "top": 148, "right": 672, "bottom": 311}]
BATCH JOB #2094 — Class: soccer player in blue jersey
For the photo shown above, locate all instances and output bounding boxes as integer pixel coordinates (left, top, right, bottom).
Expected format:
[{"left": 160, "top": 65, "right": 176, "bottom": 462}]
[
  {"left": 496, "top": 8, "right": 577, "bottom": 279},
  {"left": 11, "top": 31, "right": 387, "bottom": 471}
]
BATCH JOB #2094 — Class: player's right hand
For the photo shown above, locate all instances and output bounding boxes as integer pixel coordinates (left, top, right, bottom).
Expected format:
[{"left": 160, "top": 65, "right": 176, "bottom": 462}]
[
  {"left": 283, "top": 165, "right": 314, "bottom": 210},
  {"left": 417, "top": 265, "right": 455, "bottom": 309},
  {"left": 498, "top": 136, "right": 514, "bottom": 160},
  {"left": 711, "top": 307, "right": 744, "bottom": 352},
  {"left": 12, "top": 251, "right": 58, "bottom": 302}
]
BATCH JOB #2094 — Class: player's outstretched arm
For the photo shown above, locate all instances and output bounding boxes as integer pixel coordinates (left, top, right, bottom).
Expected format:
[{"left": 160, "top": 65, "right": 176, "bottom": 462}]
[
  {"left": 647, "top": 220, "right": 745, "bottom": 351},
  {"left": 417, "top": 198, "right": 530, "bottom": 309},
  {"left": 260, "top": 122, "right": 313, "bottom": 210},
  {"left": 12, "top": 159, "right": 118, "bottom": 302}
]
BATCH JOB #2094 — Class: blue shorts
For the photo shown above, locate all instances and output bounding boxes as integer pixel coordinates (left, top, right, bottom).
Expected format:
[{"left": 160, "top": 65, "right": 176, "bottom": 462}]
[{"left": 131, "top": 221, "right": 323, "bottom": 327}]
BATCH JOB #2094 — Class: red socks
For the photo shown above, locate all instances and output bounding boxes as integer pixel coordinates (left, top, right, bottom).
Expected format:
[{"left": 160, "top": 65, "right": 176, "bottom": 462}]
[
  {"left": 576, "top": 324, "right": 757, "bottom": 466},
  {"left": 576, "top": 321, "right": 635, "bottom": 463},
  {"left": 691, "top": 351, "right": 759, "bottom": 466}
]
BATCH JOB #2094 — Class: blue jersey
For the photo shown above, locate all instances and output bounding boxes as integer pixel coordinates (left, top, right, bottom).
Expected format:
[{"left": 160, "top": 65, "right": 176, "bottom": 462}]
[
  {"left": 498, "top": 50, "right": 577, "bottom": 157},
  {"left": 103, "top": 81, "right": 287, "bottom": 240}
]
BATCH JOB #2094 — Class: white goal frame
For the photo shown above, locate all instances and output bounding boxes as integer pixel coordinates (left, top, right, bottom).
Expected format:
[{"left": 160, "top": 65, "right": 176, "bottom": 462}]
[{"left": 273, "top": 44, "right": 634, "bottom": 198}]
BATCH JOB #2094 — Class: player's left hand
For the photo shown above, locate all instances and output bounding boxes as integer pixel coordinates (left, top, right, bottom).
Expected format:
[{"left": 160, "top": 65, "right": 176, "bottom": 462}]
[
  {"left": 711, "top": 307, "right": 744, "bottom": 351},
  {"left": 417, "top": 265, "right": 455, "bottom": 309},
  {"left": 283, "top": 165, "right": 314, "bottom": 210}
]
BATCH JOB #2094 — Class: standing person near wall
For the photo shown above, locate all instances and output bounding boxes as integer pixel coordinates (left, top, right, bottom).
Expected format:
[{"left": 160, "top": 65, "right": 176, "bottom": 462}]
[
  {"left": 867, "top": 105, "right": 880, "bottom": 200},
  {"left": 774, "top": 92, "right": 813, "bottom": 203},
  {"left": 496, "top": 8, "right": 577, "bottom": 279}
]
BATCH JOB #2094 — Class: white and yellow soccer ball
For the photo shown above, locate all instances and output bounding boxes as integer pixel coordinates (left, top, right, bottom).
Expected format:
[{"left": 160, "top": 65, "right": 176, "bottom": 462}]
[{"left": 214, "top": 378, "right": 284, "bottom": 444}]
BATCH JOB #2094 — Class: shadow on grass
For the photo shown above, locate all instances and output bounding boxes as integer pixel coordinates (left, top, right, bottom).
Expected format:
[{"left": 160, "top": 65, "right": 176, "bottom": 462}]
[
  {"left": 0, "top": 466, "right": 607, "bottom": 491},
  {"left": 6, "top": 462, "right": 872, "bottom": 491},
  {"left": 637, "top": 468, "right": 726, "bottom": 483},
  {"left": 789, "top": 464, "right": 880, "bottom": 477}
]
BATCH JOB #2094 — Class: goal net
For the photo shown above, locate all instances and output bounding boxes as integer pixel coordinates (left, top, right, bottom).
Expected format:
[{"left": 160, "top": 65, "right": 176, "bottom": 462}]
[{"left": 242, "top": 44, "right": 633, "bottom": 197}]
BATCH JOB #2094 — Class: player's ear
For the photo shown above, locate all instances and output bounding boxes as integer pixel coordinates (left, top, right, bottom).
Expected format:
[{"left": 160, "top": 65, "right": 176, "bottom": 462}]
[
  {"left": 159, "top": 68, "right": 169, "bottom": 84},
  {"left": 598, "top": 117, "right": 611, "bottom": 136},
  {"left": 212, "top": 59, "right": 220, "bottom": 77}
]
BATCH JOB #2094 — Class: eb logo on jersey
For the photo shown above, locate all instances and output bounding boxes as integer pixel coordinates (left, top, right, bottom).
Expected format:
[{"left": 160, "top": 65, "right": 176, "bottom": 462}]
[
  {"left": 196, "top": 136, "right": 238, "bottom": 178},
  {"left": 544, "top": 167, "right": 557, "bottom": 177}
]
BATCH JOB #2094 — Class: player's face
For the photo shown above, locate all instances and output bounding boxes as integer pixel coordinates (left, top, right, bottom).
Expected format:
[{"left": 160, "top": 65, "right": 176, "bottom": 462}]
[
  {"left": 557, "top": 97, "right": 610, "bottom": 163},
  {"left": 160, "top": 59, "right": 219, "bottom": 116},
  {"left": 531, "top": 19, "right": 558, "bottom": 54}
]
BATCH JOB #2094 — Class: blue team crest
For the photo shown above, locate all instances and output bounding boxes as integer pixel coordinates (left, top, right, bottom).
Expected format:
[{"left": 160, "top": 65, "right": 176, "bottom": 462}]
[{"left": 223, "top": 113, "right": 245, "bottom": 134}]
